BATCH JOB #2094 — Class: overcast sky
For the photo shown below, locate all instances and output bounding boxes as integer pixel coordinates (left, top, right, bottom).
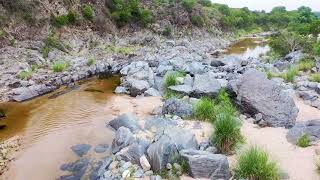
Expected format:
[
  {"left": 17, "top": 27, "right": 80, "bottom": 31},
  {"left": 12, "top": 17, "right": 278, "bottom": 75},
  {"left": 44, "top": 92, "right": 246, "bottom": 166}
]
[{"left": 212, "top": 0, "right": 320, "bottom": 12}]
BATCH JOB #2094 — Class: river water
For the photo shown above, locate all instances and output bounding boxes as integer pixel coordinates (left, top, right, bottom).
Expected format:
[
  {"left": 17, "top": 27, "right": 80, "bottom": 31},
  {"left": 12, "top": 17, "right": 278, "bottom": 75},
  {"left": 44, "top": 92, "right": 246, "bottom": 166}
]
[{"left": 0, "top": 37, "right": 270, "bottom": 180}]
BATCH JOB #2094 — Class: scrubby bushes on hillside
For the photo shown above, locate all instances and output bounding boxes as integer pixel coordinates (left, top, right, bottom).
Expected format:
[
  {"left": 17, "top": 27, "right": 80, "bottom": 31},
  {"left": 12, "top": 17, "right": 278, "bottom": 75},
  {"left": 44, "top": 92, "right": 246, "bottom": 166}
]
[
  {"left": 234, "top": 146, "right": 280, "bottom": 180},
  {"left": 82, "top": 4, "right": 94, "bottom": 20},
  {"left": 182, "top": 0, "right": 197, "bottom": 12}
]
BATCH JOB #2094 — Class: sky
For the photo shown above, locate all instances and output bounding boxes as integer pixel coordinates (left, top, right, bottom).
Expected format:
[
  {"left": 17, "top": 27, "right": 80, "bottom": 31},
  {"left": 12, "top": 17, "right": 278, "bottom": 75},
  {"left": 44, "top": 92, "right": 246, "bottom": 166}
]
[{"left": 212, "top": 0, "right": 320, "bottom": 12}]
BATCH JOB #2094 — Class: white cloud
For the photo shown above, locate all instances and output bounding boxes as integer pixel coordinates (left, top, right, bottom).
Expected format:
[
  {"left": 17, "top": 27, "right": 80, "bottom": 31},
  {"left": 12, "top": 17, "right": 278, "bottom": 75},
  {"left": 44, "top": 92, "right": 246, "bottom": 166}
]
[{"left": 211, "top": 0, "right": 320, "bottom": 12}]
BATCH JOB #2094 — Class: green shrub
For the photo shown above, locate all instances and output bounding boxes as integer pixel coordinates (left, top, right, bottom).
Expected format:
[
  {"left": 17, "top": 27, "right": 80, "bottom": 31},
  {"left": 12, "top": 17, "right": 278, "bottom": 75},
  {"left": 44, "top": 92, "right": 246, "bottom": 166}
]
[
  {"left": 212, "top": 112, "right": 244, "bottom": 154},
  {"left": 140, "top": 9, "right": 153, "bottom": 26},
  {"left": 82, "top": 4, "right": 94, "bottom": 20},
  {"left": 266, "top": 71, "right": 275, "bottom": 79},
  {"left": 310, "top": 73, "right": 320, "bottom": 83},
  {"left": 67, "top": 11, "right": 78, "bottom": 24},
  {"left": 297, "top": 58, "right": 315, "bottom": 71},
  {"left": 198, "top": 0, "right": 211, "bottom": 7},
  {"left": 234, "top": 146, "right": 280, "bottom": 180},
  {"left": 182, "top": 0, "right": 197, "bottom": 12},
  {"left": 162, "top": 26, "right": 172, "bottom": 36},
  {"left": 164, "top": 71, "right": 185, "bottom": 88},
  {"left": 53, "top": 15, "right": 69, "bottom": 27},
  {"left": 87, "top": 57, "right": 96, "bottom": 66},
  {"left": 297, "top": 134, "right": 310, "bottom": 148},
  {"left": 17, "top": 70, "right": 32, "bottom": 80},
  {"left": 52, "top": 61, "right": 69, "bottom": 72},
  {"left": 216, "top": 89, "right": 237, "bottom": 116},
  {"left": 41, "top": 34, "right": 68, "bottom": 58},
  {"left": 164, "top": 90, "right": 183, "bottom": 100},
  {"left": 194, "top": 97, "right": 215, "bottom": 122},
  {"left": 281, "top": 66, "right": 299, "bottom": 83},
  {"left": 314, "top": 42, "right": 320, "bottom": 56},
  {"left": 0, "top": 30, "right": 5, "bottom": 38},
  {"left": 191, "top": 15, "right": 204, "bottom": 27}
]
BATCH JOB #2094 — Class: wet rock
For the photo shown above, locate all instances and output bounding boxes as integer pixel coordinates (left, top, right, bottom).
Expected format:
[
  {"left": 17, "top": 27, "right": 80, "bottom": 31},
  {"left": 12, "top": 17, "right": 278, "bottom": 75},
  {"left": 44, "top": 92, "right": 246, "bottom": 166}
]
[
  {"left": 112, "top": 127, "right": 135, "bottom": 153},
  {"left": 126, "top": 79, "right": 150, "bottom": 97},
  {"left": 144, "top": 88, "right": 161, "bottom": 97},
  {"left": 230, "top": 70, "right": 298, "bottom": 128},
  {"left": 114, "top": 86, "right": 128, "bottom": 94},
  {"left": 11, "top": 85, "right": 57, "bottom": 102},
  {"left": 162, "top": 98, "right": 193, "bottom": 118},
  {"left": 192, "top": 72, "right": 221, "bottom": 98},
  {"left": 287, "top": 120, "right": 320, "bottom": 144},
  {"left": 94, "top": 144, "right": 109, "bottom": 153},
  {"left": 108, "top": 113, "right": 141, "bottom": 132},
  {"left": 60, "top": 158, "right": 90, "bottom": 180},
  {"left": 180, "top": 149, "right": 230, "bottom": 179},
  {"left": 71, "top": 144, "right": 92, "bottom": 157},
  {"left": 147, "top": 127, "right": 198, "bottom": 171}
]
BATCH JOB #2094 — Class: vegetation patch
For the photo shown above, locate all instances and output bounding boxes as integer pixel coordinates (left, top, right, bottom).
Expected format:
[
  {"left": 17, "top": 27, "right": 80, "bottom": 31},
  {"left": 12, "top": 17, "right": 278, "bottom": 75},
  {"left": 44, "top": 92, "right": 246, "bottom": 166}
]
[
  {"left": 191, "top": 15, "right": 204, "bottom": 27},
  {"left": 82, "top": 4, "right": 94, "bottom": 20},
  {"left": 52, "top": 61, "right": 69, "bottom": 72},
  {"left": 53, "top": 11, "right": 78, "bottom": 27},
  {"left": 164, "top": 71, "right": 185, "bottom": 88},
  {"left": 105, "top": 45, "right": 136, "bottom": 55},
  {"left": 310, "top": 73, "right": 320, "bottom": 83},
  {"left": 17, "top": 70, "right": 33, "bottom": 80},
  {"left": 267, "top": 66, "right": 299, "bottom": 83},
  {"left": 234, "top": 146, "right": 280, "bottom": 180},
  {"left": 41, "top": 34, "right": 69, "bottom": 58},
  {"left": 164, "top": 90, "right": 183, "bottom": 100},
  {"left": 182, "top": 0, "right": 197, "bottom": 12},
  {"left": 87, "top": 57, "right": 96, "bottom": 66},
  {"left": 296, "top": 134, "right": 310, "bottom": 148},
  {"left": 193, "top": 97, "right": 215, "bottom": 122},
  {"left": 297, "top": 58, "right": 315, "bottom": 72}
]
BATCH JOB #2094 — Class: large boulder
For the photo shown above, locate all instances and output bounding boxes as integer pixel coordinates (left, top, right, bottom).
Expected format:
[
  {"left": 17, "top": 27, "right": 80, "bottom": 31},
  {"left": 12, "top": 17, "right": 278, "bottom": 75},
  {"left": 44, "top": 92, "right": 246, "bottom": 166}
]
[
  {"left": 125, "top": 78, "right": 150, "bottom": 97},
  {"left": 120, "top": 61, "right": 154, "bottom": 84},
  {"left": 287, "top": 120, "right": 320, "bottom": 144},
  {"left": 182, "top": 61, "right": 207, "bottom": 75},
  {"left": 162, "top": 98, "right": 193, "bottom": 118},
  {"left": 192, "top": 72, "right": 221, "bottom": 98},
  {"left": 168, "top": 85, "right": 193, "bottom": 96},
  {"left": 180, "top": 149, "right": 230, "bottom": 179},
  {"left": 230, "top": 70, "right": 298, "bottom": 128},
  {"left": 108, "top": 113, "right": 141, "bottom": 132},
  {"left": 144, "top": 117, "right": 179, "bottom": 131},
  {"left": 147, "top": 127, "right": 198, "bottom": 171},
  {"left": 112, "top": 127, "right": 135, "bottom": 153}
]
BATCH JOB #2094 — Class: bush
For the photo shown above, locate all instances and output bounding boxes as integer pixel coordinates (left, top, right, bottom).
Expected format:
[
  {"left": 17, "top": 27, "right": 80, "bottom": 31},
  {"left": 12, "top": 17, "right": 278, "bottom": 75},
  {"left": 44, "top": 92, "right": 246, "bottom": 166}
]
[
  {"left": 194, "top": 97, "right": 216, "bottom": 122},
  {"left": 52, "top": 61, "right": 69, "bottom": 72},
  {"left": 216, "top": 89, "right": 237, "bottom": 116},
  {"left": 82, "top": 4, "right": 94, "bottom": 20},
  {"left": 314, "top": 42, "right": 320, "bottom": 56},
  {"left": 140, "top": 9, "right": 153, "bottom": 26},
  {"left": 53, "top": 15, "right": 69, "bottom": 27},
  {"left": 162, "top": 26, "right": 172, "bottom": 36},
  {"left": 269, "top": 31, "right": 306, "bottom": 56},
  {"left": 164, "top": 71, "right": 184, "bottom": 88},
  {"left": 281, "top": 66, "right": 299, "bottom": 83},
  {"left": 297, "top": 134, "right": 310, "bottom": 147},
  {"left": 297, "top": 58, "right": 315, "bottom": 71},
  {"left": 67, "top": 11, "right": 78, "bottom": 24},
  {"left": 198, "top": 0, "right": 211, "bottom": 7},
  {"left": 17, "top": 70, "right": 32, "bottom": 80},
  {"left": 234, "top": 146, "right": 280, "bottom": 180},
  {"left": 41, "top": 34, "right": 68, "bottom": 58},
  {"left": 191, "top": 15, "right": 204, "bottom": 27},
  {"left": 310, "top": 73, "right": 320, "bottom": 83},
  {"left": 87, "top": 57, "right": 96, "bottom": 66},
  {"left": 182, "top": 0, "right": 197, "bottom": 12},
  {"left": 212, "top": 112, "right": 244, "bottom": 154}
]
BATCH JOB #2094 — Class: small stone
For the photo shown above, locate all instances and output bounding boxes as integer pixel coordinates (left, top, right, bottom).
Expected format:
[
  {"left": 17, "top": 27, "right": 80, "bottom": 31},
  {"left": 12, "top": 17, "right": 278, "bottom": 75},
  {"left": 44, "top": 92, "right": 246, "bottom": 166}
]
[
  {"left": 122, "top": 169, "right": 131, "bottom": 178},
  {"left": 144, "top": 170, "right": 153, "bottom": 176},
  {"left": 140, "top": 155, "right": 151, "bottom": 171},
  {"left": 109, "top": 161, "right": 119, "bottom": 170},
  {"left": 166, "top": 163, "right": 172, "bottom": 170},
  {"left": 254, "top": 113, "right": 263, "bottom": 122}
]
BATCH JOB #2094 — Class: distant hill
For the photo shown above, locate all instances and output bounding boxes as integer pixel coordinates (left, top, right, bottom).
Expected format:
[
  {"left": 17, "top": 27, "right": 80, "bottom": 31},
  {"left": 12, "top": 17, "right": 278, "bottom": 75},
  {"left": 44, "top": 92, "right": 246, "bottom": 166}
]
[{"left": 314, "top": 12, "right": 320, "bottom": 17}]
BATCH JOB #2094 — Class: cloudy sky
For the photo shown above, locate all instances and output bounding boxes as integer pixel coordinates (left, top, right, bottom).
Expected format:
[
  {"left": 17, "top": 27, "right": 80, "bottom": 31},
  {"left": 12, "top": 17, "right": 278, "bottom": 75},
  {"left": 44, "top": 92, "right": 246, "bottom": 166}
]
[{"left": 212, "top": 0, "right": 320, "bottom": 12}]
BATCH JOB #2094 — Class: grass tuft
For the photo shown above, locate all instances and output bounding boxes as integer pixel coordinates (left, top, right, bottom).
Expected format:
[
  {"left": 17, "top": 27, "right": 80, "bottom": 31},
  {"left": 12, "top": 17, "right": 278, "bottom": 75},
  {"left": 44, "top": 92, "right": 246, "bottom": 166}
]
[
  {"left": 164, "top": 90, "right": 183, "bottom": 100},
  {"left": 297, "top": 58, "right": 315, "bottom": 72},
  {"left": 82, "top": 4, "right": 94, "bottom": 20},
  {"left": 194, "top": 97, "right": 215, "bottom": 122},
  {"left": 87, "top": 57, "right": 96, "bottom": 66},
  {"left": 164, "top": 71, "right": 185, "bottom": 88},
  {"left": 310, "top": 73, "right": 320, "bottom": 83},
  {"left": 297, "top": 134, "right": 310, "bottom": 148},
  {"left": 234, "top": 146, "right": 280, "bottom": 180},
  {"left": 17, "top": 70, "right": 32, "bottom": 80},
  {"left": 52, "top": 61, "right": 69, "bottom": 72}
]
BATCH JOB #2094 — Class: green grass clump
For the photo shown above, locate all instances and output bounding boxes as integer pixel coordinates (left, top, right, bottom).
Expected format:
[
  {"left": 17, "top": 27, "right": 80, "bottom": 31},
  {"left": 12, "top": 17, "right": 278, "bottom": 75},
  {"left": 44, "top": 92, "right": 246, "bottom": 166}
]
[
  {"left": 162, "top": 26, "right": 172, "bottom": 36},
  {"left": 191, "top": 15, "right": 204, "bottom": 27},
  {"left": 41, "top": 34, "right": 69, "bottom": 58},
  {"left": 297, "top": 58, "right": 315, "bottom": 72},
  {"left": 17, "top": 70, "right": 32, "bottom": 80},
  {"left": 278, "top": 66, "right": 299, "bottom": 83},
  {"left": 87, "top": 57, "right": 96, "bottom": 66},
  {"left": 212, "top": 112, "right": 244, "bottom": 154},
  {"left": 266, "top": 71, "right": 275, "bottom": 79},
  {"left": 310, "top": 73, "right": 320, "bottom": 83},
  {"left": 234, "top": 146, "right": 280, "bottom": 180},
  {"left": 105, "top": 45, "right": 136, "bottom": 55},
  {"left": 194, "top": 97, "right": 216, "bottom": 122},
  {"left": 314, "top": 42, "right": 320, "bottom": 56},
  {"left": 82, "top": 4, "right": 94, "bottom": 20},
  {"left": 164, "top": 71, "right": 185, "bottom": 88},
  {"left": 164, "top": 90, "right": 183, "bottom": 100},
  {"left": 182, "top": 0, "right": 197, "bottom": 12},
  {"left": 53, "top": 11, "right": 78, "bottom": 27},
  {"left": 297, "top": 134, "right": 310, "bottom": 148},
  {"left": 52, "top": 61, "right": 69, "bottom": 72}
]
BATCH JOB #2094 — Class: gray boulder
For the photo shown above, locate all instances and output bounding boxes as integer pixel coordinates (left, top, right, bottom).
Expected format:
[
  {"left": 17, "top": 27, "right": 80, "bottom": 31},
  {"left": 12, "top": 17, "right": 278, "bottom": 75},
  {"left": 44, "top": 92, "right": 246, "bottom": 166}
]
[
  {"left": 231, "top": 70, "right": 298, "bottom": 128},
  {"left": 112, "top": 127, "right": 135, "bottom": 153},
  {"left": 162, "top": 98, "right": 193, "bottom": 118},
  {"left": 114, "top": 86, "right": 128, "bottom": 94},
  {"left": 144, "top": 117, "right": 179, "bottom": 131},
  {"left": 168, "top": 85, "right": 193, "bottom": 96},
  {"left": 126, "top": 78, "right": 150, "bottom": 97},
  {"left": 147, "top": 127, "right": 198, "bottom": 172},
  {"left": 11, "top": 85, "right": 57, "bottom": 102},
  {"left": 182, "top": 62, "right": 207, "bottom": 75},
  {"left": 108, "top": 113, "right": 141, "bottom": 132},
  {"left": 180, "top": 149, "right": 230, "bottom": 179},
  {"left": 144, "top": 88, "right": 161, "bottom": 97},
  {"left": 287, "top": 120, "right": 320, "bottom": 144},
  {"left": 193, "top": 72, "right": 222, "bottom": 97},
  {"left": 71, "top": 144, "right": 92, "bottom": 157},
  {"left": 116, "top": 142, "right": 148, "bottom": 165}
]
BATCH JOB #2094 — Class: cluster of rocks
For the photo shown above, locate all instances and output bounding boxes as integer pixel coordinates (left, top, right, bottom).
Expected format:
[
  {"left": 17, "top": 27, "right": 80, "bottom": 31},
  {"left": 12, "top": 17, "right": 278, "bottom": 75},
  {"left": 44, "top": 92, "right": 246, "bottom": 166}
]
[
  {"left": 96, "top": 113, "right": 230, "bottom": 180},
  {"left": 0, "top": 136, "right": 21, "bottom": 175}
]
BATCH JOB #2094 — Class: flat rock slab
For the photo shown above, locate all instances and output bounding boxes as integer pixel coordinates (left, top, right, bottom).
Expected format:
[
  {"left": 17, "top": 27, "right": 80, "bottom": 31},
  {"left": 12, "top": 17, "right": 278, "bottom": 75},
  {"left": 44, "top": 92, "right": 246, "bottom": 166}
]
[
  {"left": 94, "top": 144, "right": 109, "bottom": 153},
  {"left": 287, "top": 119, "right": 320, "bottom": 144},
  {"left": 71, "top": 144, "right": 92, "bottom": 157}
]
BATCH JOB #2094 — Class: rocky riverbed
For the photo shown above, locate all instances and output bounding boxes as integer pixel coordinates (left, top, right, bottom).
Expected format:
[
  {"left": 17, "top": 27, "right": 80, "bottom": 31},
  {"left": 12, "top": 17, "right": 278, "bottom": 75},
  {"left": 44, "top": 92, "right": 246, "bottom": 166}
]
[{"left": 1, "top": 34, "right": 320, "bottom": 180}]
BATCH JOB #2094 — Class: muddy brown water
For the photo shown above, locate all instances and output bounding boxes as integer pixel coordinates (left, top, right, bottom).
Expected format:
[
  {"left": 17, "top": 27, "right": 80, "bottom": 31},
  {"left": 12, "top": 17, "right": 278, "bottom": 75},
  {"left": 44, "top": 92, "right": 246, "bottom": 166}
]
[
  {"left": 224, "top": 37, "right": 270, "bottom": 59},
  {"left": 0, "top": 37, "right": 271, "bottom": 180}
]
